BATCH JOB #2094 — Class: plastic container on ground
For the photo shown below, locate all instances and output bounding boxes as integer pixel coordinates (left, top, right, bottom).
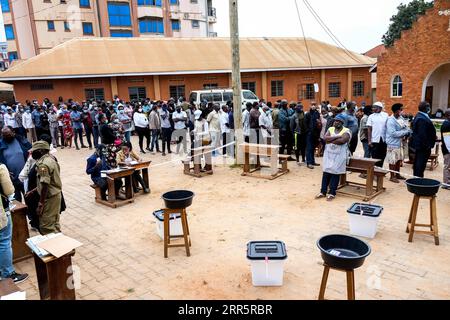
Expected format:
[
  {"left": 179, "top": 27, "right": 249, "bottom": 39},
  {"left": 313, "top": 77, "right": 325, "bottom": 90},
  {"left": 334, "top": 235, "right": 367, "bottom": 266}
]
[
  {"left": 247, "top": 241, "right": 287, "bottom": 286},
  {"left": 347, "top": 203, "right": 383, "bottom": 239},
  {"left": 153, "top": 210, "right": 183, "bottom": 240}
]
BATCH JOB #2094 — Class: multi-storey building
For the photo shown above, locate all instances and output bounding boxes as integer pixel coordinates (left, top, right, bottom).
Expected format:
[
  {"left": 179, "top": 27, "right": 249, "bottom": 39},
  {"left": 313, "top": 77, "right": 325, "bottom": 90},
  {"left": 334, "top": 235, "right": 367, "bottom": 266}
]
[
  {"left": 1, "top": 0, "right": 217, "bottom": 61},
  {"left": 0, "top": 41, "right": 8, "bottom": 70}
]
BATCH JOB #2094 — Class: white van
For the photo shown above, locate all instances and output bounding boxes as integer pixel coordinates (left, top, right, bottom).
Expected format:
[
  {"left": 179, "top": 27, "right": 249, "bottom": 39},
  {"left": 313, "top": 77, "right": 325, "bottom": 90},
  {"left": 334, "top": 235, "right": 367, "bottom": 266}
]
[{"left": 189, "top": 89, "right": 259, "bottom": 108}]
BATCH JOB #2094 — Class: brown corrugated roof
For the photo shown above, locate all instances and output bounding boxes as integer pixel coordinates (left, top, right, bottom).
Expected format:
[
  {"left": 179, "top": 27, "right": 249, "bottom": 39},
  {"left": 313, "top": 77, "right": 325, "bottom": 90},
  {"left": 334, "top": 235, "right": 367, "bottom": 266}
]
[
  {"left": 0, "top": 37, "right": 376, "bottom": 81},
  {"left": 364, "top": 44, "right": 386, "bottom": 58}
]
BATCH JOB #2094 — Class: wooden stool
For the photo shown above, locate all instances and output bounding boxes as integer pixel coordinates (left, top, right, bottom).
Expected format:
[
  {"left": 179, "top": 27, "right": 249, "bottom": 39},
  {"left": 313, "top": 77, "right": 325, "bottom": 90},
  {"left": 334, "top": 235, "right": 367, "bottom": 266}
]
[
  {"left": 406, "top": 195, "right": 439, "bottom": 245},
  {"left": 163, "top": 208, "right": 191, "bottom": 258},
  {"left": 318, "top": 264, "right": 355, "bottom": 300}
]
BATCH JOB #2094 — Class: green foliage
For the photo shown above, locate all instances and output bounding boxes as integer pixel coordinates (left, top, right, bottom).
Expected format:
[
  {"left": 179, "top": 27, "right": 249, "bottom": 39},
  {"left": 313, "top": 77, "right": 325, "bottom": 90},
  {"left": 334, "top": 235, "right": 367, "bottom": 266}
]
[{"left": 382, "top": 0, "right": 434, "bottom": 47}]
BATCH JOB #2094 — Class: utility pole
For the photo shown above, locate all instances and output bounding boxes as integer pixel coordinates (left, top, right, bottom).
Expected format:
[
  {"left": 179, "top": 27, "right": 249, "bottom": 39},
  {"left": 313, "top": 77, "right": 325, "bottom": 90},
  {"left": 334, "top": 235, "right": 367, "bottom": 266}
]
[{"left": 229, "top": 0, "right": 243, "bottom": 162}]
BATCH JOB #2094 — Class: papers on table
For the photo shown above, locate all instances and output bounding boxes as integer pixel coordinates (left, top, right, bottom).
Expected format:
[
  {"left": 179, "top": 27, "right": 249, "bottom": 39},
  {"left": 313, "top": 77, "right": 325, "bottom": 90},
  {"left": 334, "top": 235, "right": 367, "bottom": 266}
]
[
  {"left": 1, "top": 291, "right": 26, "bottom": 300},
  {"left": 26, "top": 233, "right": 83, "bottom": 258}
]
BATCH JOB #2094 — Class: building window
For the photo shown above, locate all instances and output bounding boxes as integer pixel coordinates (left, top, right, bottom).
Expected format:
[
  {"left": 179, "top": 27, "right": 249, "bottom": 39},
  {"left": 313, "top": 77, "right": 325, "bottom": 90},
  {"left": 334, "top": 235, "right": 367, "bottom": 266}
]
[
  {"left": 8, "top": 51, "right": 18, "bottom": 62},
  {"left": 242, "top": 82, "right": 256, "bottom": 94},
  {"left": 169, "top": 85, "right": 185, "bottom": 100},
  {"left": 1, "top": 0, "right": 10, "bottom": 13},
  {"left": 5, "top": 25, "right": 14, "bottom": 40},
  {"left": 64, "top": 21, "right": 70, "bottom": 31},
  {"left": 171, "top": 20, "right": 180, "bottom": 31},
  {"left": 139, "top": 18, "right": 164, "bottom": 34},
  {"left": 108, "top": 2, "right": 131, "bottom": 27},
  {"left": 271, "top": 80, "right": 284, "bottom": 97},
  {"left": 47, "top": 21, "right": 55, "bottom": 31},
  {"left": 79, "top": 0, "right": 90, "bottom": 8},
  {"left": 328, "top": 82, "right": 341, "bottom": 98},
  {"left": 191, "top": 20, "right": 200, "bottom": 28},
  {"left": 353, "top": 81, "right": 365, "bottom": 97},
  {"left": 30, "top": 83, "right": 54, "bottom": 91},
  {"left": 60, "top": 0, "right": 67, "bottom": 3},
  {"left": 391, "top": 75, "right": 403, "bottom": 97},
  {"left": 82, "top": 22, "right": 94, "bottom": 35},
  {"left": 170, "top": 0, "right": 179, "bottom": 5},
  {"left": 129, "top": 87, "right": 147, "bottom": 101},
  {"left": 137, "top": 0, "right": 162, "bottom": 6},
  {"left": 85, "top": 88, "right": 105, "bottom": 101},
  {"left": 299, "top": 84, "right": 315, "bottom": 100},
  {"left": 110, "top": 30, "right": 133, "bottom": 37},
  {"left": 203, "top": 83, "right": 218, "bottom": 89},
  {"left": 191, "top": 0, "right": 198, "bottom": 3}
]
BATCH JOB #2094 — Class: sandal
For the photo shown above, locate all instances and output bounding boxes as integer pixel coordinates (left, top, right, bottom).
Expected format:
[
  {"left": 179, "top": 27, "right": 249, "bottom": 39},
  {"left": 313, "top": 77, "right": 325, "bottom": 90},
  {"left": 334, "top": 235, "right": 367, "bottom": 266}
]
[
  {"left": 326, "top": 195, "right": 335, "bottom": 201},
  {"left": 315, "top": 193, "right": 325, "bottom": 199}
]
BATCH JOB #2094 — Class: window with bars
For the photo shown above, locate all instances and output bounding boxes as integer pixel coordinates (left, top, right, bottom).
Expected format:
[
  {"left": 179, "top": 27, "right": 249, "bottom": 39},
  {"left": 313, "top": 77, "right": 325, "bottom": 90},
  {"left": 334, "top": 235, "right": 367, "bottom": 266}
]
[
  {"left": 169, "top": 85, "right": 185, "bottom": 100},
  {"left": 110, "top": 30, "right": 133, "bottom": 37},
  {"left": 47, "top": 21, "right": 55, "bottom": 31},
  {"left": 82, "top": 22, "right": 93, "bottom": 35},
  {"left": 138, "top": 0, "right": 162, "bottom": 6},
  {"left": 1, "top": 0, "right": 10, "bottom": 12},
  {"left": 298, "top": 84, "right": 315, "bottom": 100},
  {"left": 129, "top": 87, "right": 147, "bottom": 101},
  {"left": 192, "top": 20, "right": 200, "bottom": 28},
  {"left": 171, "top": 20, "right": 180, "bottom": 31},
  {"left": 5, "top": 25, "right": 14, "bottom": 40},
  {"left": 31, "top": 83, "right": 54, "bottom": 91},
  {"left": 79, "top": 0, "right": 90, "bottom": 8},
  {"left": 271, "top": 80, "right": 284, "bottom": 97},
  {"left": 85, "top": 88, "right": 105, "bottom": 101},
  {"left": 8, "top": 51, "right": 18, "bottom": 62},
  {"left": 353, "top": 81, "right": 365, "bottom": 97},
  {"left": 328, "top": 82, "right": 341, "bottom": 98},
  {"left": 203, "top": 83, "right": 218, "bottom": 89},
  {"left": 242, "top": 82, "right": 256, "bottom": 94}
]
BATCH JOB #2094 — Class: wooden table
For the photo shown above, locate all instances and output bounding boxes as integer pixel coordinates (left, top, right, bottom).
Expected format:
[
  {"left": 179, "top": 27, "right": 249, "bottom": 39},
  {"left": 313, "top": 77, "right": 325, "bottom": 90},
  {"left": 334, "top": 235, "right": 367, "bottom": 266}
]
[
  {"left": 240, "top": 143, "right": 290, "bottom": 180},
  {"left": 30, "top": 250, "right": 76, "bottom": 300},
  {"left": 11, "top": 201, "right": 32, "bottom": 263},
  {"left": 0, "top": 279, "right": 21, "bottom": 298},
  {"left": 337, "top": 158, "right": 387, "bottom": 202},
  {"left": 119, "top": 160, "right": 152, "bottom": 194},
  {"left": 183, "top": 146, "right": 213, "bottom": 178},
  {"left": 96, "top": 168, "right": 135, "bottom": 208}
]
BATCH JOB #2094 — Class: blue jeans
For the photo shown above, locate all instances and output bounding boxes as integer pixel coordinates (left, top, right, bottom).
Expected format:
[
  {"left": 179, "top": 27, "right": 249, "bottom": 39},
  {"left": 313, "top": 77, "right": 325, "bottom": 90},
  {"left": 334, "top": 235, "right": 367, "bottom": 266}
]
[
  {"left": 362, "top": 140, "right": 371, "bottom": 158},
  {"left": 124, "top": 131, "right": 131, "bottom": 143},
  {"left": 306, "top": 132, "right": 316, "bottom": 165},
  {"left": 93, "top": 126, "right": 100, "bottom": 148},
  {"left": 0, "top": 214, "right": 14, "bottom": 278},
  {"left": 150, "top": 129, "right": 160, "bottom": 151},
  {"left": 320, "top": 172, "right": 340, "bottom": 196}
]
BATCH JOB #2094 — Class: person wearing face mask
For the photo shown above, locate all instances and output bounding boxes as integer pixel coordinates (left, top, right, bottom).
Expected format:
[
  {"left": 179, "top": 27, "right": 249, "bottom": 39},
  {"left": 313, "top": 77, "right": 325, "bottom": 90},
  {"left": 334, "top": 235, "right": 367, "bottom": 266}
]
[
  {"left": 305, "top": 102, "right": 322, "bottom": 169},
  {"left": 367, "top": 102, "right": 389, "bottom": 168},
  {"left": 149, "top": 104, "right": 161, "bottom": 154},
  {"left": 410, "top": 101, "right": 437, "bottom": 178},
  {"left": 290, "top": 104, "right": 307, "bottom": 165},
  {"left": 90, "top": 104, "right": 100, "bottom": 148},
  {"left": 70, "top": 106, "right": 87, "bottom": 150},
  {"left": 159, "top": 104, "right": 172, "bottom": 156},
  {"left": 316, "top": 114, "right": 351, "bottom": 201},
  {"left": 82, "top": 107, "right": 94, "bottom": 149},
  {"left": 0, "top": 126, "right": 31, "bottom": 202},
  {"left": 4, "top": 107, "right": 16, "bottom": 129},
  {"left": 22, "top": 107, "right": 37, "bottom": 143},
  {"left": 133, "top": 106, "right": 150, "bottom": 154},
  {"left": 47, "top": 107, "right": 60, "bottom": 148},
  {"left": 259, "top": 105, "right": 273, "bottom": 145},
  {"left": 207, "top": 104, "right": 221, "bottom": 156},
  {"left": 30, "top": 141, "right": 62, "bottom": 235},
  {"left": 172, "top": 105, "right": 188, "bottom": 155},
  {"left": 14, "top": 106, "right": 26, "bottom": 138},
  {"left": 117, "top": 105, "right": 132, "bottom": 143}
]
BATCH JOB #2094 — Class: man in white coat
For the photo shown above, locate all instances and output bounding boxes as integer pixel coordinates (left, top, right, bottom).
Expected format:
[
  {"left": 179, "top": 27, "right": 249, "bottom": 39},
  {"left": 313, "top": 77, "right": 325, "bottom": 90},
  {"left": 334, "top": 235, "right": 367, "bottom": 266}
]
[{"left": 22, "top": 107, "right": 37, "bottom": 143}]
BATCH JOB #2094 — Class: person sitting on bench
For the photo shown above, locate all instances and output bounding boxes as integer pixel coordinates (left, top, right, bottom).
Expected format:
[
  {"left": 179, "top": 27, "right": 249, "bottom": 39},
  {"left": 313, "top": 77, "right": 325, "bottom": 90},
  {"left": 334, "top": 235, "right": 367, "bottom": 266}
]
[
  {"left": 116, "top": 142, "right": 150, "bottom": 194},
  {"left": 86, "top": 144, "right": 122, "bottom": 200}
]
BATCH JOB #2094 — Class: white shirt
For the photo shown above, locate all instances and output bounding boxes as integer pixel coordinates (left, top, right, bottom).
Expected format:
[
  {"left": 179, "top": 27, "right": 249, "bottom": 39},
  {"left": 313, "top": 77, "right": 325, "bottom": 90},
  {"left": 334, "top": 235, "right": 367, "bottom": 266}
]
[
  {"left": 22, "top": 112, "right": 34, "bottom": 129},
  {"left": 242, "top": 109, "right": 250, "bottom": 137},
  {"left": 133, "top": 112, "right": 149, "bottom": 128},
  {"left": 172, "top": 110, "right": 187, "bottom": 130},
  {"left": 259, "top": 112, "right": 273, "bottom": 138},
  {"left": 4, "top": 113, "right": 16, "bottom": 128},
  {"left": 367, "top": 111, "right": 389, "bottom": 143},
  {"left": 56, "top": 109, "right": 64, "bottom": 126},
  {"left": 220, "top": 112, "right": 230, "bottom": 134}
]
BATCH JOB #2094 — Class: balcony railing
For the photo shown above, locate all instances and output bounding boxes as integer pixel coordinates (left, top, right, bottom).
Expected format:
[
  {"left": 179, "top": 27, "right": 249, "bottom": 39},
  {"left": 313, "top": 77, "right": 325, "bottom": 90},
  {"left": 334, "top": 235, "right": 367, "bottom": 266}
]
[{"left": 208, "top": 7, "right": 216, "bottom": 17}]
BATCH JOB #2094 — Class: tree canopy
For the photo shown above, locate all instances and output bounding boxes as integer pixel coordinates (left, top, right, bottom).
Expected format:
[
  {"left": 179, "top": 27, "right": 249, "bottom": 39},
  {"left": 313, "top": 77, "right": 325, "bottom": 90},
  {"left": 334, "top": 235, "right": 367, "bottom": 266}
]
[{"left": 382, "top": 0, "right": 434, "bottom": 47}]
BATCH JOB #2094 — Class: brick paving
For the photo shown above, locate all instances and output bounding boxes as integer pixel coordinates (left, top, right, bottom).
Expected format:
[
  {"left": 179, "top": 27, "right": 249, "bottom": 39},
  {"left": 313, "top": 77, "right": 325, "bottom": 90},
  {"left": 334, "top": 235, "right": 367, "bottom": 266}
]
[{"left": 13, "top": 136, "right": 450, "bottom": 300}]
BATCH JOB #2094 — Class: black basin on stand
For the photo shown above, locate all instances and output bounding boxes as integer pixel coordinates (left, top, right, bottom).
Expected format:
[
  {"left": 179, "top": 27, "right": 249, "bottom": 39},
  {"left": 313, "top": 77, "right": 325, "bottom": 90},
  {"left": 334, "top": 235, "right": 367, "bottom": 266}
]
[{"left": 162, "top": 190, "right": 195, "bottom": 209}]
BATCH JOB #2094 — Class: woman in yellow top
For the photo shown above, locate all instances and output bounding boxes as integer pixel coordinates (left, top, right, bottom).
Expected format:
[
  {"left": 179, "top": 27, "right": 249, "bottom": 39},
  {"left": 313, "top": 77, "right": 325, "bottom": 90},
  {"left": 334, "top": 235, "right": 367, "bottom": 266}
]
[{"left": 116, "top": 142, "right": 150, "bottom": 194}]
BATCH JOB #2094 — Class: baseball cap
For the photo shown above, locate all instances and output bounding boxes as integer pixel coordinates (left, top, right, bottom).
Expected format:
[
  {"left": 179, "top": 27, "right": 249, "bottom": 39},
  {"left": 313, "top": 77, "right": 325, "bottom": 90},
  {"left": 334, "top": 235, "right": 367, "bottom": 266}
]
[
  {"left": 373, "top": 101, "right": 384, "bottom": 109},
  {"left": 194, "top": 110, "right": 202, "bottom": 120},
  {"left": 30, "top": 141, "right": 50, "bottom": 152}
]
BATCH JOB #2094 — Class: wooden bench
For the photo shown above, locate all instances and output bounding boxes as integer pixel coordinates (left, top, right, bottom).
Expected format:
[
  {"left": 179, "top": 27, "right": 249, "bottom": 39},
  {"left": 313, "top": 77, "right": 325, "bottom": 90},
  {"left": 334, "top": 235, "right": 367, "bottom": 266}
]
[
  {"left": 428, "top": 142, "right": 440, "bottom": 171},
  {"left": 345, "top": 167, "right": 388, "bottom": 192}
]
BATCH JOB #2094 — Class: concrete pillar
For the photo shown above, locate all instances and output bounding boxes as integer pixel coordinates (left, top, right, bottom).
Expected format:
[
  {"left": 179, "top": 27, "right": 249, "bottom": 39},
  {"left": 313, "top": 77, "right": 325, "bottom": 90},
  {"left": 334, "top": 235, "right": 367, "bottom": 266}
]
[
  {"left": 320, "top": 69, "right": 326, "bottom": 102},
  {"left": 111, "top": 77, "right": 118, "bottom": 98},
  {"left": 261, "top": 71, "right": 268, "bottom": 101},
  {"left": 347, "top": 68, "right": 353, "bottom": 100},
  {"left": 153, "top": 75, "right": 161, "bottom": 100}
]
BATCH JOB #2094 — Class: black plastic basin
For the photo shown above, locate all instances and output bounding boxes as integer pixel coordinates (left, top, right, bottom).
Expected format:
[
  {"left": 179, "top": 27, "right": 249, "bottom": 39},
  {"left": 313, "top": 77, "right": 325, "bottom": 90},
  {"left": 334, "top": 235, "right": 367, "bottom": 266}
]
[
  {"left": 317, "top": 234, "right": 371, "bottom": 270},
  {"left": 162, "top": 190, "right": 194, "bottom": 209},
  {"left": 405, "top": 178, "right": 441, "bottom": 197}
]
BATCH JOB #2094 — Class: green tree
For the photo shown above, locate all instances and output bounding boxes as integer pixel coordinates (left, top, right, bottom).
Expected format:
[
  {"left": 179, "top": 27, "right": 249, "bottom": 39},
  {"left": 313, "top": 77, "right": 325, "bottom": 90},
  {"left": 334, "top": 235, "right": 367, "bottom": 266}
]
[{"left": 382, "top": 0, "right": 434, "bottom": 47}]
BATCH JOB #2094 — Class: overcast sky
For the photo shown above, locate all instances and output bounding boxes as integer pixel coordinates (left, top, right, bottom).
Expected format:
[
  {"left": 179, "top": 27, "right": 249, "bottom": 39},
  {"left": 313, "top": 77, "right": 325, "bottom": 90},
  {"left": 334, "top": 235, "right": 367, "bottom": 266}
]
[{"left": 214, "top": 0, "right": 413, "bottom": 53}]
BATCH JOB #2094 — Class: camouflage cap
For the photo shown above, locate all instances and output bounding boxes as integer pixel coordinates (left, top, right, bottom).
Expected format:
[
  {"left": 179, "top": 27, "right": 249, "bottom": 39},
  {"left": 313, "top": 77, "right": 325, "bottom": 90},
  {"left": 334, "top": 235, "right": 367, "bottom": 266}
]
[{"left": 30, "top": 141, "right": 50, "bottom": 152}]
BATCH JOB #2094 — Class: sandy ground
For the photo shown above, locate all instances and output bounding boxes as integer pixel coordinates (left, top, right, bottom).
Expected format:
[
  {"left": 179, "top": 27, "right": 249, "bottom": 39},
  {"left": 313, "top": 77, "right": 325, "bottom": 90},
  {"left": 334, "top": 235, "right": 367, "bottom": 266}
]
[{"left": 13, "top": 136, "right": 450, "bottom": 300}]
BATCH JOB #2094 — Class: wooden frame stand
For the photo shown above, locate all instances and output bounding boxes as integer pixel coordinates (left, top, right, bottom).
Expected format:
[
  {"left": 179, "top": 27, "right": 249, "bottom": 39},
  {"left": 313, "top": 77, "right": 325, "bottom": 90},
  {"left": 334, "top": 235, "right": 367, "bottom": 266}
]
[
  {"left": 183, "top": 146, "right": 213, "bottom": 178},
  {"left": 240, "top": 143, "right": 290, "bottom": 180},
  {"left": 163, "top": 208, "right": 191, "bottom": 258},
  {"left": 318, "top": 264, "right": 356, "bottom": 300},
  {"left": 406, "top": 195, "right": 439, "bottom": 245}
]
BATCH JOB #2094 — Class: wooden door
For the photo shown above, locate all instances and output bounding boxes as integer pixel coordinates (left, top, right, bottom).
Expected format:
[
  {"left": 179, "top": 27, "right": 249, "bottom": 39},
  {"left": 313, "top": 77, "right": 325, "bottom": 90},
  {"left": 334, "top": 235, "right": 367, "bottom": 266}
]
[{"left": 425, "top": 86, "right": 433, "bottom": 107}]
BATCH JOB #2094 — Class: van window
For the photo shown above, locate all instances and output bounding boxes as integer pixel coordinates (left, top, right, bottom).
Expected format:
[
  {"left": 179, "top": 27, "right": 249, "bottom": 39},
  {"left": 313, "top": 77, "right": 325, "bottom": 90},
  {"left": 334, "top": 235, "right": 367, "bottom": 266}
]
[
  {"left": 189, "top": 92, "right": 197, "bottom": 103},
  {"left": 223, "top": 92, "right": 233, "bottom": 102},
  {"left": 200, "top": 93, "right": 214, "bottom": 102},
  {"left": 243, "top": 91, "right": 258, "bottom": 100},
  {"left": 212, "top": 93, "right": 223, "bottom": 102}
]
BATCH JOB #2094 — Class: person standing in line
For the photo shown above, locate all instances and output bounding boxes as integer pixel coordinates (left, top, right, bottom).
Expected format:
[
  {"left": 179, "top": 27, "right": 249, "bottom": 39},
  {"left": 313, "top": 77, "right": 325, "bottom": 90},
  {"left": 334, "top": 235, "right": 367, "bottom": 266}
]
[
  {"left": 242, "top": 103, "right": 251, "bottom": 143},
  {"left": 290, "top": 104, "right": 307, "bottom": 165},
  {"left": 90, "top": 104, "right": 100, "bottom": 148},
  {"left": 23, "top": 107, "right": 37, "bottom": 143},
  {"left": 133, "top": 106, "right": 150, "bottom": 154},
  {"left": 48, "top": 107, "right": 60, "bottom": 148},
  {"left": 82, "top": 105, "right": 94, "bottom": 149},
  {"left": 207, "top": 104, "right": 221, "bottom": 156},
  {"left": 346, "top": 102, "right": 359, "bottom": 155},
  {"left": 159, "top": 104, "right": 172, "bottom": 156},
  {"left": 386, "top": 103, "right": 411, "bottom": 183},
  {"left": 57, "top": 105, "right": 66, "bottom": 148},
  {"left": 441, "top": 109, "right": 450, "bottom": 190},
  {"left": 410, "top": 101, "right": 437, "bottom": 178},
  {"left": 172, "top": 105, "right": 188, "bottom": 155},
  {"left": 359, "top": 105, "right": 372, "bottom": 158},
  {"left": 70, "top": 106, "right": 87, "bottom": 150},
  {"left": 278, "top": 100, "right": 291, "bottom": 155},
  {"left": 249, "top": 102, "right": 262, "bottom": 145},
  {"left": 259, "top": 104, "right": 273, "bottom": 145},
  {"left": 63, "top": 110, "right": 74, "bottom": 149},
  {"left": 117, "top": 104, "right": 132, "bottom": 144},
  {"left": 367, "top": 102, "right": 389, "bottom": 168},
  {"left": 220, "top": 105, "right": 231, "bottom": 156},
  {"left": 149, "top": 105, "right": 161, "bottom": 154},
  {"left": 14, "top": 105, "right": 26, "bottom": 138},
  {"left": 305, "top": 102, "right": 321, "bottom": 169},
  {"left": 4, "top": 107, "right": 16, "bottom": 130}
]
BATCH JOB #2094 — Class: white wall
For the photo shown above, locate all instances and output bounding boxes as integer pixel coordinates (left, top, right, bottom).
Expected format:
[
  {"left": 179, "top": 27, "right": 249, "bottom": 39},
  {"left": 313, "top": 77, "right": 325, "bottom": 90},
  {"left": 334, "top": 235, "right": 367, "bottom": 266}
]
[{"left": 426, "top": 63, "right": 450, "bottom": 110}]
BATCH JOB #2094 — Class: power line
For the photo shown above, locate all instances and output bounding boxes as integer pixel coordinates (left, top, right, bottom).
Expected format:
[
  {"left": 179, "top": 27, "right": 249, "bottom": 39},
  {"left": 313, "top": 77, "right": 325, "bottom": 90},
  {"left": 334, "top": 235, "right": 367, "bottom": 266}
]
[
  {"left": 301, "top": 0, "right": 361, "bottom": 63},
  {"left": 294, "top": 0, "right": 313, "bottom": 71},
  {"left": 10, "top": 1, "right": 70, "bottom": 21}
]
